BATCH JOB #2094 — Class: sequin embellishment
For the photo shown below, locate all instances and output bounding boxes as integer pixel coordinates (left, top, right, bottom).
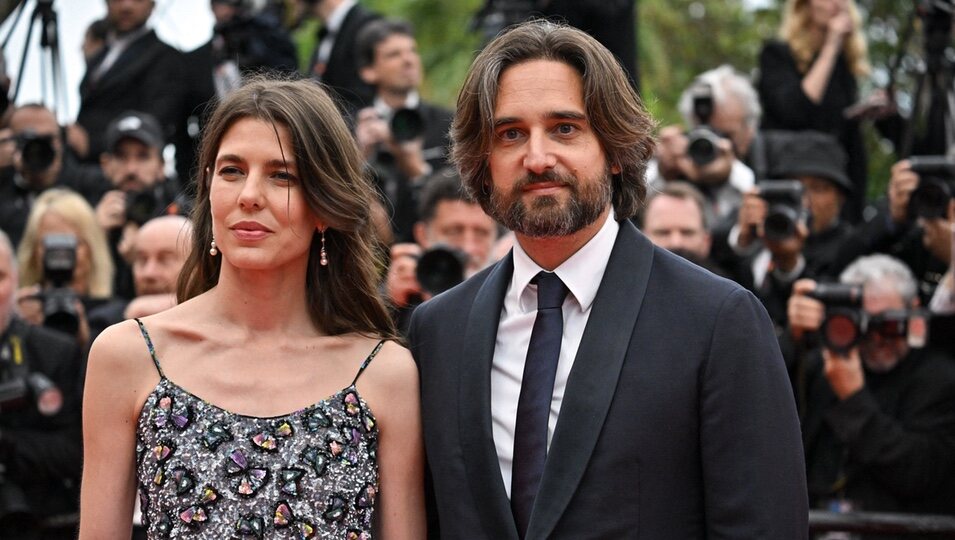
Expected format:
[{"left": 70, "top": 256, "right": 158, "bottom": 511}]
[{"left": 136, "top": 380, "right": 379, "bottom": 538}]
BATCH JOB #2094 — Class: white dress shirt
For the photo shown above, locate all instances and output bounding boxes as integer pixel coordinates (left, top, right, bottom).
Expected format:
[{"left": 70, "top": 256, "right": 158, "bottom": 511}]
[{"left": 491, "top": 211, "right": 620, "bottom": 497}]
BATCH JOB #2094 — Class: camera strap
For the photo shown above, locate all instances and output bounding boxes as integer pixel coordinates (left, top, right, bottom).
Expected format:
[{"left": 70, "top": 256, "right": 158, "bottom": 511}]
[{"left": 0, "top": 320, "right": 29, "bottom": 382}]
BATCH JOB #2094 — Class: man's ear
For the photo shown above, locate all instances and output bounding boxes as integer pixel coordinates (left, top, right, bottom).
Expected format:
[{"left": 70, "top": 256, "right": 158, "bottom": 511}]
[
  {"left": 412, "top": 221, "right": 429, "bottom": 248},
  {"left": 610, "top": 163, "right": 622, "bottom": 175},
  {"left": 947, "top": 198, "right": 955, "bottom": 222},
  {"left": 359, "top": 65, "right": 378, "bottom": 86}
]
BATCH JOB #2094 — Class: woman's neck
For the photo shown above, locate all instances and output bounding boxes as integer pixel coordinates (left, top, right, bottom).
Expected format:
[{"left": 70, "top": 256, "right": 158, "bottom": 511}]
[{"left": 210, "top": 262, "right": 318, "bottom": 335}]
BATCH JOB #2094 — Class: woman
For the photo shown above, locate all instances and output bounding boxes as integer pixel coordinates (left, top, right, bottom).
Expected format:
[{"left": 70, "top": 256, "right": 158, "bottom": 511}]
[
  {"left": 758, "top": 0, "right": 871, "bottom": 222},
  {"left": 16, "top": 187, "right": 114, "bottom": 344},
  {"left": 80, "top": 78, "right": 425, "bottom": 538}
]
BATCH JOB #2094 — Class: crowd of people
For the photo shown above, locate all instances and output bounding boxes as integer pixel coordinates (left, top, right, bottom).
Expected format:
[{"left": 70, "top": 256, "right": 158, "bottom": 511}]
[{"left": 0, "top": 0, "right": 952, "bottom": 538}]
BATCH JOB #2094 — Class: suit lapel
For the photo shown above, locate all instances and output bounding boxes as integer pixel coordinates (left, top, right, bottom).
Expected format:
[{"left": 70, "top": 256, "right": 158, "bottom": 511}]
[
  {"left": 457, "top": 253, "right": 520, "bottom": 540},
  {"left": 527, "top": 223, "right": 655, "bottom": 540}
]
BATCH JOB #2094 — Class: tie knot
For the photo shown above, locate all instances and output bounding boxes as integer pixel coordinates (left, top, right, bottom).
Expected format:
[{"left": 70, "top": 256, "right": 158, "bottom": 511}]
[{"left": 533, "top": 271, "right": 568, "bottom": 310}]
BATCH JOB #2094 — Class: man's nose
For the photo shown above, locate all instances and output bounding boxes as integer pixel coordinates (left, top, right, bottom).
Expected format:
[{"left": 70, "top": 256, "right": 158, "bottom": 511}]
[{"left": 522, "top": 131, "right": 557, "bottom": 174}]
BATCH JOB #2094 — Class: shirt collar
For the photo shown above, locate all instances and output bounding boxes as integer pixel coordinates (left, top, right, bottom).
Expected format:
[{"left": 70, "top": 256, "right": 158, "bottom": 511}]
[
  {"left": 372, "top": 91, "right": 420, "bottom": 120},
  {"left": 326, "top": 0, "right": 357, "bottom": 33},
  {"left": 510, "top": 209, "right": 619, "bottom": 313}
]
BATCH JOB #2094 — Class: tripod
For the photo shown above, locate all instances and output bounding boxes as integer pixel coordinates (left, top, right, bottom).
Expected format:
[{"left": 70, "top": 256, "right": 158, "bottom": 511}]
[{"left": 0, "top": 0, "right": 67, "bottom": 118}]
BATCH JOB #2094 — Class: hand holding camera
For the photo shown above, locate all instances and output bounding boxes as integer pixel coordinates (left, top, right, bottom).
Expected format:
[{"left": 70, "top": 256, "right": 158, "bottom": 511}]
[
  {"left": 95, "top": 190, "right": 127, "bottom": 230},
  {"left": 888, "top": 159, "right": 921, "bottom": 224},
  {"left": 386, "top": 243, "right": 426, "bottom": 308}
]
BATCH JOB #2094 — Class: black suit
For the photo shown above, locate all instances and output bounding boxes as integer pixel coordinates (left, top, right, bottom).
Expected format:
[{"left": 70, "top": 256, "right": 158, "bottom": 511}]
[
  {"left": 409, "top": 221, "right": 808, "bottom": 538},
  {"left": 77, "top": 29, "right": 183, "bottom": 161},
  {"left": 309, "top": 4, "right": 381, "bottom": 112}
]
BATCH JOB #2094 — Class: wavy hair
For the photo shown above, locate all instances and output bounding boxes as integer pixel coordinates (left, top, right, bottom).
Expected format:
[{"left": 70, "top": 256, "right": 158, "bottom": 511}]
[
  {"left": 17, "top": 188, "right": 114, "bottom": 298},
  {"left": 779, "top": 0, "right": 870, "bottom": 77},
  {"left": 177, "top": 77, "right": 395, "bottom": 338},
  {"left": 451, "top": 20, "right": 656, "bottom": 220}
]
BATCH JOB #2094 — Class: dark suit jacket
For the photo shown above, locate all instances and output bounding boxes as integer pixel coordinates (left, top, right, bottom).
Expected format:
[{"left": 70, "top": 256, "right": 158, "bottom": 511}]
[
  {"left": 77, "top": 29, "right": 183, "bottom": 161},
  {"left": 409, "top": 221, "right": 808, "bottom": 539},
  {"left": 310, "top": 4, "right": 381, "bottom": 113}
]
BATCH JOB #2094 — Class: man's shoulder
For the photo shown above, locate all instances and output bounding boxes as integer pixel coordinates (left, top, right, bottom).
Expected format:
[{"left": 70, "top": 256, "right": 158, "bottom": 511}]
[{"left": 13, "top": 318, "right": 77, "bottom": 357}]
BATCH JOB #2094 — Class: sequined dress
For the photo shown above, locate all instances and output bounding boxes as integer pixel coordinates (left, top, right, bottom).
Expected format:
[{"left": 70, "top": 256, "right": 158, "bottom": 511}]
[{"left": 134, "top": 319, "right": 383, "bottom": 539}]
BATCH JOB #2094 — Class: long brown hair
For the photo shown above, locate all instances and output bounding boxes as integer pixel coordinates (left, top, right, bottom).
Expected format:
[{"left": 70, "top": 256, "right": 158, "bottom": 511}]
[
  {"left": 451, "top": 20, "right": 656, "bottom": 220},
  {"left": 177, "top": 77, "right": 395, "bottom": 338}
]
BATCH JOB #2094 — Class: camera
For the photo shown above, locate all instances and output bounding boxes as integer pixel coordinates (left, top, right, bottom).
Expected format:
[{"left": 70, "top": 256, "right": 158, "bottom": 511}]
[
  {"left": 125, "top": 188, "right": 161, "bottom": 226},
  {"left": 415, "top": 244, "right": 467, "bottom": 297},
  {"left": 758, "top": 180, "right": 805, "bottom": 241},
  {"left": 390, "top": 108, "right": 425, "bottom": 143},
  {"left": 40, "top": 234, "right": 79, "bottom": 336},
  {"left": 807, "top": 283, "right": 929, "bottom": 354},
  {"left": 15, "top": 131, "right": 55, "bottom": 173},
  {"left": 907, "top": 155, "right": 954, "bottom": 219},
  {"left": 685, "top": 83, "right": 725, "bottom": 166}
]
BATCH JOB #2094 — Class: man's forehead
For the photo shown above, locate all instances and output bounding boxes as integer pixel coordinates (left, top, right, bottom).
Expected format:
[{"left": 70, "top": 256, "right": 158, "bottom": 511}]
[{"left": 11, "top": 108, "right": 57, "bottom": 132}]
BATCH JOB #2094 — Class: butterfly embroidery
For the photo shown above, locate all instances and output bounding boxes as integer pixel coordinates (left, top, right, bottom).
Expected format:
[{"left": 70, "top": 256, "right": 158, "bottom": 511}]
[
  {"left": 201, "top": 422, "right": 234, "bottom": 451},
  {"left": 152, "top": 395, "right": 192, "bottom": 431},
  {"left": 234, "top": 513, "right": 265, "bottom": 538},
  {"left": 273, "top": 501, "right": 317, "bottom": 539},
  {"left": 302, "top": 407, "right": 332, "bottom": 432},
  {"left": 300, "top": 445, "right": 329, "bottom": 477},
  {"left": 226, "top": 449, "right": 269, "bottom": 497},
  {"left": 278, "top": 467, "right": 307, "bottom": 497},
  {"left": 323, "top": 494, "right": 348, "bottom": 523},
  {"left": 355, "top": 482, "right": 376, "bottom": 509},
  {"left": 347, "top": 529, "right": 372, "bottom": 540},
  {"left": 169, "top": 467, "right": 195, "bottom": 495},
  {"left": 342, "top": 391, "right": 362, "bottom": 417},
  {"left": 250, "top": 420, "right": 294, "bottom": 452}
]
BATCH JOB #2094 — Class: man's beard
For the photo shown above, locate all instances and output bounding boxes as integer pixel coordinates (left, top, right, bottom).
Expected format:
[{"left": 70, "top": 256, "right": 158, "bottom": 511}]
[{"left": 487, "top": 168, "right": 612, "bottom": 237}]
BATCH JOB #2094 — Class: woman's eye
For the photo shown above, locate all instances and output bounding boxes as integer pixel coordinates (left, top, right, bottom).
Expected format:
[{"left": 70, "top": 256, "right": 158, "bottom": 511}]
[
  {"left": 218, "top": 166, "right": 242, "bottom": 177},
  {"left": 273, "top": 171, "right": 298, "bottom": 183}
]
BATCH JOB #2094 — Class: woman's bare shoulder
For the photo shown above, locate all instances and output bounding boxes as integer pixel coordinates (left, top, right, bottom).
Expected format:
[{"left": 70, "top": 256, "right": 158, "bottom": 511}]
[{"left": 353, "top": 338, "right": 418, "bottom": 401}]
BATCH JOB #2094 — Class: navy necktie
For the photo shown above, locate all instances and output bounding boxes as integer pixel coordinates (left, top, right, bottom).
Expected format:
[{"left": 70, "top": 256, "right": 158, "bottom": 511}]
[{"left": 511, "top": 271, "right": 569, "bottom": 538}]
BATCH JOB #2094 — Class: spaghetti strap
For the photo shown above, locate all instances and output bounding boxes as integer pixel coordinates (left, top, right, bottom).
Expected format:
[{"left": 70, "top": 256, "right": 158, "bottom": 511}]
[
  {"left": 351, "top": 339, "right": 386, "bottom": 386},
  {"left": 134, "top": 318, "right": 165, "bottom": 378}
]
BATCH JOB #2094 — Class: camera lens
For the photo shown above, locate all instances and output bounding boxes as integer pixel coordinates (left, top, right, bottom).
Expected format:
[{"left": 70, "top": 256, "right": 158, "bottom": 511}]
[
  {"left": 416, "top": 246, "right": 466, "bottom": 296},
  {"left": 763, "top": 206, "right": 799, "bottom": 241},
  {"left": 20, "top": 135, "right": 55, "bottom": 172},
  {"left": 823, "top": 312, "right": 860, "bottom": 355},
  {"left": 126, "top": 189, "right": 160, "bottom": 226},
  {"left": 390, "top": 108, "right": 425, "bottom": 143}
]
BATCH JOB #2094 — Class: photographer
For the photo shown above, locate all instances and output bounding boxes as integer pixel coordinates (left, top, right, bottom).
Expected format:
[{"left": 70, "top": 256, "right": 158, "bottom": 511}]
[
  {"left": 0, "top": 105, "right": 109, "bottom": 248},
  {"left": 730, "top": 132, "right": 855, "bottom": 326},
  {"left": 353, "top": 18, "right": 454, "bottom": 242},
  {"left": 16, "top": 189, "right": 114, "bottom": 349},
  {"left": 385, "top": 170, "right": 499, "bottom": 334},
  {"left": 0, "top": 230, "right": 83, "bottom": 540},
  {"left": 788, "top": 254, "right": 955, "bottom": 523},
  {"left": 651, "top": 66, "right": 760, "bottom": 222},
  {"left": 94, "top": 111, "right": 183, "bottom": 300}
]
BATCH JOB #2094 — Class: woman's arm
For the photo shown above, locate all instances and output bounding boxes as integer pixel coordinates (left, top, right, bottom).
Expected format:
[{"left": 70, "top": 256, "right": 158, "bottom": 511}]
[
  {"left": 362, "top": 341, "right": 426, "bottom": 539},
  {"left": 78, "top": 320, "right": 156, "bottom": 539},
  {"left": 801, "top": 5, "right": 853, "bottom": 103}
]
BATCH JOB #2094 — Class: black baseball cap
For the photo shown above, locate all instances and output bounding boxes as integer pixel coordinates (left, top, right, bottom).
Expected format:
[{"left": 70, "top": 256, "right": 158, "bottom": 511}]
[{"left": 105, "top": 111, "right": 164, "bottom": 152}]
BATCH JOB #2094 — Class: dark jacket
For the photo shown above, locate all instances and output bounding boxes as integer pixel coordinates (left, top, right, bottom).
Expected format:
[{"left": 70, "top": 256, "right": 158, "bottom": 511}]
[
  {"left": 308, "top": 4, "right": 381, "bottom": 113},
  {"left": 409, "top": 222, "right": 808, "bottom": 539},
  {"left": 803, "top": 347, "right": 955, "bottom": 524},
  {"left": 77, "top": 29, "right": 183, "bottom": 162},
  {"left": 0, "top": 317, "right": 83, "bottom": 530}
]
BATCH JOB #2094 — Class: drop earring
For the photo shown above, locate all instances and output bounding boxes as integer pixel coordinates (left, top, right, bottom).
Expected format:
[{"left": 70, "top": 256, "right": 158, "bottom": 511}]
[
  {"left": 209, "top": 239, "right": 218, "bottom": 256},
  {"left": 320, "top": 229, "right": 329, "bottom": 266}
]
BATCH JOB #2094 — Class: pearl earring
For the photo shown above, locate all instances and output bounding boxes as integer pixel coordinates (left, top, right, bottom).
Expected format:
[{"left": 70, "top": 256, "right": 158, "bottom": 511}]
[
  {"left": 209, "top": 239, "right": 218, "bottom": 256},
  {"left": 320, "top": 230, "right": 328, "bottom": 266}
]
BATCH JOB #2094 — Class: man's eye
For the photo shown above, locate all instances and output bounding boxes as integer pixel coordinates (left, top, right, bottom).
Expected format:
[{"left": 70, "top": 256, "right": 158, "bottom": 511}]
[
  {"left": 499, "top": 128, "right": 521, "bottom": 141},
  {"left": 556, "top": 123, "right": 577, "bottom": 135}
]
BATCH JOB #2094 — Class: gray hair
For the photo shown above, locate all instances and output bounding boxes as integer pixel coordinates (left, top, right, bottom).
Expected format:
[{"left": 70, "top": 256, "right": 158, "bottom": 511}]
[
  {"left": 839, "top": 254, "right": 918, "bottom": 304},
  {"left": 678, "top": 65, "right": 761, "bottom": 130}
]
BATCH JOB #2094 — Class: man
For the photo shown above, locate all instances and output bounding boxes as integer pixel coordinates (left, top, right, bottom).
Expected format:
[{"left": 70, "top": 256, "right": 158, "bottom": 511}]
[
  {"left": 0, "top": 104, "right": 108, "bottom": 246},
  {"left": 409, "top": 21, "right": 807, "bottom": 539},
  {"left": 386, "top": 171, "right": 499, "bottom": 332},
  {"left": 651, "top": 65, "right": 760, "bottom": 222},
  {"left": 354, "top": 17, "right": 454, "bottom": 241},
  {"left": 87, "top": 214, "right": 191, "bottom": 342},
  {"left": 788, "top": 255, "right": 955, "bottom": 519},
  {"left": 95, "top": 111, "right": 183, "bottom": 299},
  {"left": 0, "top": 230, "right": 83, "bottom": 539},
  {"left": 640, "top": 181, "right": 712, "bottom": 263},
  {"left": 77, "top": 0, "right": 182, "bottom": 162},
  {"left": 306, "top": 0, "right": 381, "bottom": 112}
]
